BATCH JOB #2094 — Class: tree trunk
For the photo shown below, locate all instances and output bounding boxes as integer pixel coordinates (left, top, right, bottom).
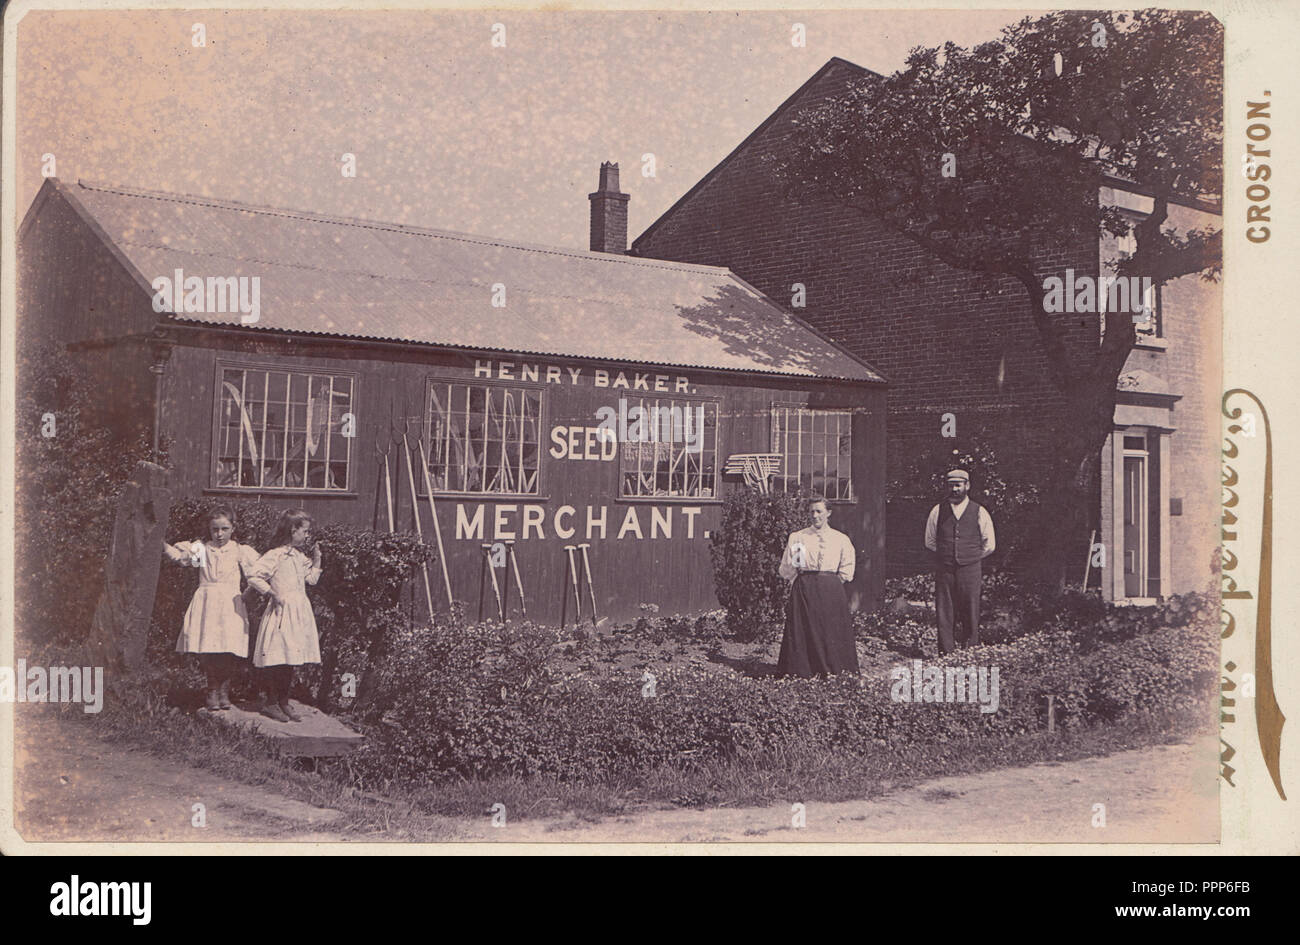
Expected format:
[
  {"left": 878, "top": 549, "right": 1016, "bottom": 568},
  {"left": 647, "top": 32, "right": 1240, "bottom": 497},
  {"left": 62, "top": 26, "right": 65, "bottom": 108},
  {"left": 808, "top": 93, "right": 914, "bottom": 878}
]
[{"left": 1023, "top": 365, "right": 1126, "bottom": 589}]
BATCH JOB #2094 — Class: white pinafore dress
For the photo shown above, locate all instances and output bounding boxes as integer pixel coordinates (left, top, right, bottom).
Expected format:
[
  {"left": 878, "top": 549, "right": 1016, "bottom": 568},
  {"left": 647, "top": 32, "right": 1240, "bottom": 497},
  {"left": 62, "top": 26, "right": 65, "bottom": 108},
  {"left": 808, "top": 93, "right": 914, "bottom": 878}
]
[
  {"left": 246, "top": 546, "right": 322, "bottom": 668},
  {"left": 167, "top": 540, "right": 260, "bottom": 656}
]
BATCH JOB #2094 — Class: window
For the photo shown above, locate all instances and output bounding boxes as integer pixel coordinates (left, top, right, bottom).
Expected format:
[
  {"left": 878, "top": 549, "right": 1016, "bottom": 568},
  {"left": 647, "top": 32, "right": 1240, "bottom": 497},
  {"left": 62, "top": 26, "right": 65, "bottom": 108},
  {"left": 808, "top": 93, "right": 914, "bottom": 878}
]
[
  {"left": 618, "top": 398, "right": 718, "bottom": 499},
  {"left": 1110, "top": 225, "right": 1162, "bottom": 338},
  {"left": 771, "top": 405, "right": 854, "bottom": 500},
  {"left": 426, "top": 381, "right": 542, "bottom": 495},
  {"left": 216, "top": 367, "right": 354, "bottom": 490}
]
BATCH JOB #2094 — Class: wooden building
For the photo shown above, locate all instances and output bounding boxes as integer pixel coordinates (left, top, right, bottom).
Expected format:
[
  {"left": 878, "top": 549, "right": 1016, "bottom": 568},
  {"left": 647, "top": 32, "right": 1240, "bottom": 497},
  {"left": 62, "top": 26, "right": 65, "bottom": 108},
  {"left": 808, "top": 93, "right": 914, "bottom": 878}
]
[{"left": 18, "top": 176, "right": 887, "bottom": 624}]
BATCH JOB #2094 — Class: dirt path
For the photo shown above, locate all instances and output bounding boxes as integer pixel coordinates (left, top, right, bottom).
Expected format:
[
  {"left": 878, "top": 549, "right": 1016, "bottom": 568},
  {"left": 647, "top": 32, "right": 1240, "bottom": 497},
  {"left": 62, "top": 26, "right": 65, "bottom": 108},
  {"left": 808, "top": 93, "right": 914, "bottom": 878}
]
[
  {"left": 13, "top": 711, "right": 360, "bottom": 843},
  {"left": 472, "top": 737, "right": 1220, "bottom": 844},
  {"left": 10, "top": 711, "right": 1219, "bottom": 846}
]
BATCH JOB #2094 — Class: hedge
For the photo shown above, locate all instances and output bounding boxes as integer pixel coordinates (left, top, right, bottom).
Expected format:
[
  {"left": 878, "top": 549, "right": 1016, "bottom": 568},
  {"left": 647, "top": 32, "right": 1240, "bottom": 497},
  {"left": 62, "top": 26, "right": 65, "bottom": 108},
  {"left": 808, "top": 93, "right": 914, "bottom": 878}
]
[
  {"left": 350, "top": 590, "right": 1218, "bottom": 787},
  {"left": 153, "top": 497, "right": 433, "bottom": 709}
]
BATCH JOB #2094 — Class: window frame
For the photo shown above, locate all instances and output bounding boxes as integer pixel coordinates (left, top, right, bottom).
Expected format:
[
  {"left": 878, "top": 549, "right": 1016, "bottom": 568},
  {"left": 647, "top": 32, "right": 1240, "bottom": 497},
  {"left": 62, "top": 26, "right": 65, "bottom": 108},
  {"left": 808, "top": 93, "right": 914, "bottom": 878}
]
[
  {"left": 1105, "top": 213, "right": 1164, "bottom": 341},
  {"left": 769, "top": 402, "right": 857, "bottom": 502},
  {"left": 614, "top": 394, "right": 723, "bottom": 503},
  {"left": 209, "top": 360, "right": 359, "bottom": 495},
  {"left": 422, "top": 375, "right": 548, "bottom": 499}
]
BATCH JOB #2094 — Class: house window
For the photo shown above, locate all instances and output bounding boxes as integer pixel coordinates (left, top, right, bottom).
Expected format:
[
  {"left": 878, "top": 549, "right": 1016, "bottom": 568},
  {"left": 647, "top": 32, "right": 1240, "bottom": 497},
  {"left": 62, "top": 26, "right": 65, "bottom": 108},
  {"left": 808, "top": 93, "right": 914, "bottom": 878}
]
[
  {"left": 771, "top": 405, "right": 854, "bottom": 500},
  {"left": 619, "top": 398, "right": 719, "bottom": 499},
  {"left": 1110, "top": 227, "right": 1162, "bottom": 338},
  {"left": 426, "top": 381, "right": 542, "bottom": 495},
  {"left": 216, "top": 367, "right": 354, "bottom": 490}
]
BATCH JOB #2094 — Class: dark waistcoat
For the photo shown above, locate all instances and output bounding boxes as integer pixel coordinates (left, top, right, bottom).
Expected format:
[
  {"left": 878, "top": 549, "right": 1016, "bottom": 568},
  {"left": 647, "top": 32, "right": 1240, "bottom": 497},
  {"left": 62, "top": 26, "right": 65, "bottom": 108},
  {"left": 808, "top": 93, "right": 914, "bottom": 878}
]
[{"left": 937, "top": 500, "right": 984, "bottom": 566}]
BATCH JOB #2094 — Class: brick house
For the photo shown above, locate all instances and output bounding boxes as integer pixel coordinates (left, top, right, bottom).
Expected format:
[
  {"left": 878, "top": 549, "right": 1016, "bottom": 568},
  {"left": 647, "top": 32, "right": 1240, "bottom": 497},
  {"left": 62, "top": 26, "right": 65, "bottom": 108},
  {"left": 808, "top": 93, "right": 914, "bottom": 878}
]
[{"left": 628, "top": 57, "right": 1222, "bottom": 601}]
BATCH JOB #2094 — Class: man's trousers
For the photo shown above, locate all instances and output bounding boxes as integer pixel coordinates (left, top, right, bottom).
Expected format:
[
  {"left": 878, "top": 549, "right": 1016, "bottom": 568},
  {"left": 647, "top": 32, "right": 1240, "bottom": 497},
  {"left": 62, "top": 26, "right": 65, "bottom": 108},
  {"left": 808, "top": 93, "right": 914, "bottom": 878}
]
[{"left": 935, "top": 560, "right": 982, "bottom": 654}]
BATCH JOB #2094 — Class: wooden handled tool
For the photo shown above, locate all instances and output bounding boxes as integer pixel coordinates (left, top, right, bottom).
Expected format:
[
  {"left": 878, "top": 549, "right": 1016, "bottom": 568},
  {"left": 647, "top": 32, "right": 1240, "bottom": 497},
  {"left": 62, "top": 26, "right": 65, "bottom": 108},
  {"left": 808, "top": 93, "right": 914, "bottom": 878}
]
[
  {"left": 563, "top": 545, "right": 582, "bottom": 623},
  {"left": 400, "top": 433, "right": 436, "bottom": 618},
  {"left": 505, "top": 540, "right": 527, "bottom": 617},
  {"left": 417, "top": 438, "right": 455, "bottom": 611},
  {"left": 481, "top": 544, "right": 504, "bottom": 621},
  {"left": 577, "top": 542, "right": 597, "bottom": 628}
]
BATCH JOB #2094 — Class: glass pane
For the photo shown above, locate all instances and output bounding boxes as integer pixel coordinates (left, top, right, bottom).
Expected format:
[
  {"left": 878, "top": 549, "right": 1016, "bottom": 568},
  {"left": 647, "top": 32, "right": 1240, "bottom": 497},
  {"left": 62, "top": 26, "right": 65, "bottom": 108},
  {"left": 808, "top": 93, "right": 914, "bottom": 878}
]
[
  {"left": 267, "top": 372, "right": 288, "bottom": 404},
  {"left": 263, "top": 461, "right": 284, "bottom": 488},
  {"left": 307, "top": 461, "right": 326, "bottom": 489}
]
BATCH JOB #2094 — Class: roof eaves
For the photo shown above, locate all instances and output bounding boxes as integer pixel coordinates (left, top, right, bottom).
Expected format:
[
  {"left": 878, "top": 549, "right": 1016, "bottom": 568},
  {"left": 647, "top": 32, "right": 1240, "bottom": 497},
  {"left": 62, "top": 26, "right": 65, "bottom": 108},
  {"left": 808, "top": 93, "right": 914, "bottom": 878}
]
[
  {"left": 159, "top": 315, "right": 883, "bottom": 384},
  {"left": 723, "top": 271, "right": 888, "bottom": 386}
]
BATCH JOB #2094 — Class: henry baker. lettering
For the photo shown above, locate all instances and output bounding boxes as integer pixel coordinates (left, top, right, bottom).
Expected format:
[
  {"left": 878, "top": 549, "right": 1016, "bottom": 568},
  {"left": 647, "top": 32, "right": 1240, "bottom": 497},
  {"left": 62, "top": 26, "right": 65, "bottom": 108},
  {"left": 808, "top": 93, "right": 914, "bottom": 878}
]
[{"left": 924, "top": 469, "right": 996, "bottom": 653}]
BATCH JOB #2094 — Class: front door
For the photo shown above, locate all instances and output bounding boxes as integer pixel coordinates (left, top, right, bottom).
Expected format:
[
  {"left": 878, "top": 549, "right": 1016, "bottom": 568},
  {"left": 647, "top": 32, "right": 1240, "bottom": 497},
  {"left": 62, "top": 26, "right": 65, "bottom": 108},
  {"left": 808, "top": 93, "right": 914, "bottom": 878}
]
[{"left": 1122, "top": 434, "right": 1149, "bottom": 598}]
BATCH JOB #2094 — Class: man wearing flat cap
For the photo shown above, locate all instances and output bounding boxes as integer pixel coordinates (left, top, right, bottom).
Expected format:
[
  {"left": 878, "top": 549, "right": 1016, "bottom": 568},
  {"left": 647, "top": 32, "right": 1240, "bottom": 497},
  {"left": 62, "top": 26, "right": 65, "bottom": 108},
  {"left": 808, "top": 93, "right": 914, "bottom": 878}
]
[{"left": 924, "top": 469, "right": 996, "bottom": 653}]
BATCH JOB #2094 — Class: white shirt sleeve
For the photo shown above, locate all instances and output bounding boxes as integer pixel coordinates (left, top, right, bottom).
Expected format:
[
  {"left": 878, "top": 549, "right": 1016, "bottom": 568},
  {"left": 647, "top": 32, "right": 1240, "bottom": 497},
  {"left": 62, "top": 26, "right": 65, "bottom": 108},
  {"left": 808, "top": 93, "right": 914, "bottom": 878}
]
[
  {"left": 979, "top": 506, "right": 996, "bottom": 556},
  {"left": 924, "top": 505, "right": 940, "bottom": 552},
  {"left": 836, "top": 531, "right": 856, "bottom": 583},
  {"left": 778, "top": 532, "right": 798, "bottom": 582}
]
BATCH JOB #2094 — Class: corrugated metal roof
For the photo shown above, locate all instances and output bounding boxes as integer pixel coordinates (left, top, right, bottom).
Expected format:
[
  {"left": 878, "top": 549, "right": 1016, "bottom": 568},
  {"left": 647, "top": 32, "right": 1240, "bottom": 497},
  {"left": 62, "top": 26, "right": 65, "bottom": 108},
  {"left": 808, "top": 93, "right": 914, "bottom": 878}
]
[{"left": 62, "top": 180, "right": 884, "bottom": 383}]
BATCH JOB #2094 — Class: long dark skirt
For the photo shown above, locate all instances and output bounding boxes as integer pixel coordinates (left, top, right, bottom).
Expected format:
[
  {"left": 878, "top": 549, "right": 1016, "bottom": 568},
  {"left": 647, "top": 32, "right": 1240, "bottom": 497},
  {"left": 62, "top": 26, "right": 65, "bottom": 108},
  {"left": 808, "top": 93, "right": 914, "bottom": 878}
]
[{"left": 777, "top": 572, "right": 859, "bottom": 677}]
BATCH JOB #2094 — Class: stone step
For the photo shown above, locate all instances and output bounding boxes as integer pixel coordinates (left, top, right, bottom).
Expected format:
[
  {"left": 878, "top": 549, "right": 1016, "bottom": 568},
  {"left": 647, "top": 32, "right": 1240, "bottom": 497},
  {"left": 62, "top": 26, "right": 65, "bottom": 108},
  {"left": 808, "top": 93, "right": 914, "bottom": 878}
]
[{"left": 198, "top": 699, "right": 364, "bottom": 757}]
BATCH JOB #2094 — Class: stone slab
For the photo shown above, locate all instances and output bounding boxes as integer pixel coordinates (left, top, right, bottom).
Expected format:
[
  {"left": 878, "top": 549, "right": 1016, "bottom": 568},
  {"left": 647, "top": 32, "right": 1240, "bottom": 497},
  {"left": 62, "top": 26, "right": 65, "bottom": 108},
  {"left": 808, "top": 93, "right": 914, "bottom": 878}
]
[{"left": 199, "top": 699, "right": 364, "bottom": 757}]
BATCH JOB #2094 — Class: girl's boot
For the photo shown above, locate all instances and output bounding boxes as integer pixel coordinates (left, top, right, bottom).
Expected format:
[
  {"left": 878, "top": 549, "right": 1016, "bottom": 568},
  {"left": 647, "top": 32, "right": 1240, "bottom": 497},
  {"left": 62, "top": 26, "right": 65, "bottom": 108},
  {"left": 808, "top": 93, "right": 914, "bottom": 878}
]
[
  {"left": 261, "top": 670, "right": 289, "bottom": 722},
  {"left": 203, "top": 659, "right": 222, "bottom": 711},
  {"left": 278, "top": 667, "right": 301, "bottom": 722},
  {"left": 217, "top": 654, "right": 235, "bottom": 709}
]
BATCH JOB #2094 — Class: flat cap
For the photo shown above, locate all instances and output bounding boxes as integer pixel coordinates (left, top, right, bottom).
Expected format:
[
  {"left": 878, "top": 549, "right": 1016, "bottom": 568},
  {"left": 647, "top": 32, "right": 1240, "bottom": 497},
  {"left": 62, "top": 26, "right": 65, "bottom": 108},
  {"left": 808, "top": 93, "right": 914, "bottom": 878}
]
[{"left": 945, "top": 469, "right": 970, "bottom": 482}]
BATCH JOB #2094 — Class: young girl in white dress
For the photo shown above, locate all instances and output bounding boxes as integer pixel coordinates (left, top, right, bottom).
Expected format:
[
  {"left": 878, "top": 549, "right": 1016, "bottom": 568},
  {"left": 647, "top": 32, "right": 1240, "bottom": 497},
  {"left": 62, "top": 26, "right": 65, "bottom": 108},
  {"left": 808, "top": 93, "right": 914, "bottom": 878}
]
[
  {"left": 162, "top": 507, "right": 260, "bottom": 710},
  {"left": 246, "top": 509, "right": 323, "bottom": 723}
]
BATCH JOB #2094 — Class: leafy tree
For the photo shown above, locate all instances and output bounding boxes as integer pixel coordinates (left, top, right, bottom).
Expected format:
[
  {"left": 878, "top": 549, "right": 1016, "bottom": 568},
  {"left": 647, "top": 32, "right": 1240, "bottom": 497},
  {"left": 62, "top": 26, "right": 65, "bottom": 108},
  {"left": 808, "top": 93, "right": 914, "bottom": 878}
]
[{"left": 775, "top": 10, "right": 1222, "bottom": 584}]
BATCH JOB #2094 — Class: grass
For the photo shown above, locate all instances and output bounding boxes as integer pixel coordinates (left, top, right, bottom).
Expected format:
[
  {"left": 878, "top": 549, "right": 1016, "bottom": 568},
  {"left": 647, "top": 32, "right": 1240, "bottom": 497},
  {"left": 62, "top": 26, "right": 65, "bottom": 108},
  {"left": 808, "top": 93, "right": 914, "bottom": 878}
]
[
  {"left": 23, "top": 605, "right": 1217, "bottom": 838},
  {"left": 64, "top": 677, "right": 1212, "bottom": 836}
]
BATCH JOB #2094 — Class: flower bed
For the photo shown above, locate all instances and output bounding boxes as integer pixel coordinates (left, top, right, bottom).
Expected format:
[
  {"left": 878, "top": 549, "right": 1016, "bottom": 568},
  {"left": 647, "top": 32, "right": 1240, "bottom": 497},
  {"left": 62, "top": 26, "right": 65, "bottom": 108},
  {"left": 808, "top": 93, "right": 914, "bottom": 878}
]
[{"left": 349, "top": 591, "right": 1218, "bottom": 788}]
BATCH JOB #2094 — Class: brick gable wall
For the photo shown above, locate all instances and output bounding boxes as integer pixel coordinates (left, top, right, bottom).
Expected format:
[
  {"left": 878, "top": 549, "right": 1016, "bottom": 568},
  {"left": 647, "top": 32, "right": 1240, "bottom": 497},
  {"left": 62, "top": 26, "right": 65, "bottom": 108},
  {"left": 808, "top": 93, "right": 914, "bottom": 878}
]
[{"left": 633, "top": 61, "right": 1105, "bottom": 574}]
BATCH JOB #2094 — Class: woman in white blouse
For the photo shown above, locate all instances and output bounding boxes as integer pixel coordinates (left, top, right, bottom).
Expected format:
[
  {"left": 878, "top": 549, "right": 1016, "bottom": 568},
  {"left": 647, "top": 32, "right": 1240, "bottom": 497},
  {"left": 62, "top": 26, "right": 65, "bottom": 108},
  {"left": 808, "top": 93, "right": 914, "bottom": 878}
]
[{"left": 777, "top": 495, "right": 859, "bottom": 677}]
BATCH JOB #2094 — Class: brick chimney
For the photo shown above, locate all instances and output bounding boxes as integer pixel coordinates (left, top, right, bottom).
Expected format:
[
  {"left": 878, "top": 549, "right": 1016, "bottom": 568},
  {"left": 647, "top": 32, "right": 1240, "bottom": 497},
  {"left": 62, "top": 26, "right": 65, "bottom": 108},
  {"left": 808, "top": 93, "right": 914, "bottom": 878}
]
[{"left": 588, "top": 161, "right": 629, "bottom": 254}]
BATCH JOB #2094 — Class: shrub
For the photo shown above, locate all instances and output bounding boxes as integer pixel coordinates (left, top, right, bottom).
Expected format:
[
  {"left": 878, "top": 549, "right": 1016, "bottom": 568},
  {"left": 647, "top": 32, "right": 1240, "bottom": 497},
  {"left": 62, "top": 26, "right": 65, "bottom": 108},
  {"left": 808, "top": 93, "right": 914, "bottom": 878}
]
[
  {"left": 708, "top": 488, "right": 808, "bottom": 640},
  {"left": 13, "top": 345, "right": 159, "bottom": 646},
  {"left": 886, "top": 430, "right": 1042, "bottom": 574},
  {"left": 350, "top": 591, "right": 1218, "bottom": 788},
  {"left": 154, "top": 497, "right": 434, "bottom": 709}
]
